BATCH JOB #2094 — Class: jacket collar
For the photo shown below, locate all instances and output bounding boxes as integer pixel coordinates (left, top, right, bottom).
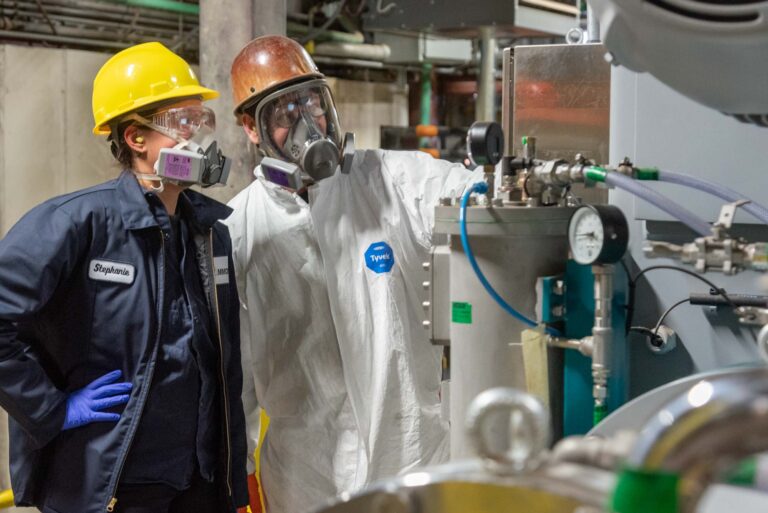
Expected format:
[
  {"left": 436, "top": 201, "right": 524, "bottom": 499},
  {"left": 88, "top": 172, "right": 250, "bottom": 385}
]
[{"left": 117, "top": 171, "right": 233, "bottom": 230}]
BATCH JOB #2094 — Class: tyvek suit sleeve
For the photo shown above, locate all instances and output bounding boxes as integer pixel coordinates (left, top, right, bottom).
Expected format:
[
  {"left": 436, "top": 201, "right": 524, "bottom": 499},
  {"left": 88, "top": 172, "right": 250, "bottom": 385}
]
[
  {"left": 378, "top": 150, "right": 483, "bottom": 241},
  {"left": 225, "top": 189, "right": 261, "bottom": 475},
  {"left": 0, "top": 203, "right": 84, "bottom": 448}
]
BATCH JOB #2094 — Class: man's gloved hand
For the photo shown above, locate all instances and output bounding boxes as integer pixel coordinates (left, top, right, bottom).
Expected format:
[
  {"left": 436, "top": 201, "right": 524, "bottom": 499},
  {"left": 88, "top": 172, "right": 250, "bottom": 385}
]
[{"left": 62, "top": 370, "right": 132, "bottom": 431}]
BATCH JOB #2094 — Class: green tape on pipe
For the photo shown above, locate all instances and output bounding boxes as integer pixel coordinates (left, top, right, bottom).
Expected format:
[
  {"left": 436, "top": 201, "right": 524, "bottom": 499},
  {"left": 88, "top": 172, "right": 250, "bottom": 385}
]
[
  {"left": 585, "top": 166, "right": 608, "bottom": 183},
  {"left": 110, "top": 0, "right": 200, "bottom": 15},
  {"left": 593, "top": 404, "right": 607, "bottom": 426},
  {"left": 634, "top": 167, "right": 660, "bottom": 181},
  {"left": 612, "top": 468, "right": 679, "bottom": 513},
  {"left": 725, "top": 457, "right": 757, "bottom": 487}
]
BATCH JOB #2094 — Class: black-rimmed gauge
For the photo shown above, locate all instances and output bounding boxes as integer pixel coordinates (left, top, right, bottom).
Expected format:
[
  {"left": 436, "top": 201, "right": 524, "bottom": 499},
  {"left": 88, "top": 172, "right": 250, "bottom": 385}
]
[
  {"left": 467, "top": 122, "right": 504, "bottom": 167},
  {"left": 568, "top": 205, "right": 629, "bottom": 265}
]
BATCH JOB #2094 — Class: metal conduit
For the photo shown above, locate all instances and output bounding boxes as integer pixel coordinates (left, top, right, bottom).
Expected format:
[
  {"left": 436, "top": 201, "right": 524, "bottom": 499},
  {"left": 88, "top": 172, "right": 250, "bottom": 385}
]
[
  {"left": 2, "top": 5, "right": 190, "bottom": 36},
  {"left": 0, "top": 0, "right": 198, "bottom": 55},
  {"left": 26, "top": 0, "right": 197, "bottom": 21},
  {"left": 0, "top": 27, "right": 128, "bottom": 48},
  {"left": 0, "top": 0, "right": 196, "bottom": 28}
]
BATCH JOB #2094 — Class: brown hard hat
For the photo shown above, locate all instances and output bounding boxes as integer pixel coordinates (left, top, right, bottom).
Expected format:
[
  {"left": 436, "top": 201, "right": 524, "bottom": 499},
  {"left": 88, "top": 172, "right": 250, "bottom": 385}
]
[{"left": 231, "top": 35, "right": 324, "bottom": 117}]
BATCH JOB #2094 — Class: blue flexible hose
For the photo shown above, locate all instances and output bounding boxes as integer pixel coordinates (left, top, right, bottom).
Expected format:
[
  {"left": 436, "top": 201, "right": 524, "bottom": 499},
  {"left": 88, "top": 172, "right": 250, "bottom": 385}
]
[{"left": 459, "top": 183, "right": 560, "bottom": 336}]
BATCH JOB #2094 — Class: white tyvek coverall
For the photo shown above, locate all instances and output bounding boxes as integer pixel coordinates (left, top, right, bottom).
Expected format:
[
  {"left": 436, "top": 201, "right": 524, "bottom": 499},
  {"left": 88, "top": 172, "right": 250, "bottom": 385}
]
[{"left": 225, "top": 149, "right": 480, "bottom": 513}]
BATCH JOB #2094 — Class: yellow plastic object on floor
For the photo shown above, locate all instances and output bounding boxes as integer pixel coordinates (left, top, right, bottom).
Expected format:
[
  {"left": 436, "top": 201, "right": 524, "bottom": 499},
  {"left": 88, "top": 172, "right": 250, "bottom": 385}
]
[{"left": 0, "top": 489, "right": 14, "bottom": 509}]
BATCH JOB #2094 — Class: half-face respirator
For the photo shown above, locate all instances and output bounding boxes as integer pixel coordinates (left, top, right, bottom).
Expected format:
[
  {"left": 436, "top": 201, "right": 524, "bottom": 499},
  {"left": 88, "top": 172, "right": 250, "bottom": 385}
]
[{"left": 128, "top": 105, "right": 231, "bottom": 190}]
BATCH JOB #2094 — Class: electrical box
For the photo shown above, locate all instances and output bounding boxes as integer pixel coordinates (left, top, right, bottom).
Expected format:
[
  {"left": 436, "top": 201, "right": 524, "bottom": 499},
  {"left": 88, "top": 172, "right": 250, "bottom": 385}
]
[
  {"left": 372, "top": 32, "right": 473, "bottom": 64},
  {"left": 363, "top": 0, "right": 578, "bottom": 37}
]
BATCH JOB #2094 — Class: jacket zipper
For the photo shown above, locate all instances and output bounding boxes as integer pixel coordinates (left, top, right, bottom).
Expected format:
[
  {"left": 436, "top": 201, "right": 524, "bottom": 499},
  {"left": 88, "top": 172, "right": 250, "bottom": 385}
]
[
  {"left": 106, "top": 229, "right": 166, "bottom": 512},
  {"left": 210, "top": 229, "right": 233, "bottom": 497}
]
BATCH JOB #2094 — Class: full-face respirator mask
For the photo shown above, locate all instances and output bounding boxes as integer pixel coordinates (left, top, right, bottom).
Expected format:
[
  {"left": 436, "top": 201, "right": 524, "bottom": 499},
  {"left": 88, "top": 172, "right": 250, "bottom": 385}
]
[{"left": 253, "top": 79, "right": 353, "bottom": 187}]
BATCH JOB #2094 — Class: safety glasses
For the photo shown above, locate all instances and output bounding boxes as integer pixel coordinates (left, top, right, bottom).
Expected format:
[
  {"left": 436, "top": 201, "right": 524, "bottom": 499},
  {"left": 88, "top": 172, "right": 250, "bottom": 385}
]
[{"left": 127, "top": 105, "right": 216, "bottom": 141}]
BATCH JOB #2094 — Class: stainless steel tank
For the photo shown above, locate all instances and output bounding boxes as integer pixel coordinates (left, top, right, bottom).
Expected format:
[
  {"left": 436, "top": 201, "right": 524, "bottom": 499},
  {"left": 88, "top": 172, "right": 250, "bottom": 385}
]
[
  {"left": 310, "top": 458, "right": 614, "bottom": 513},
  {"left": 433, "top": 204, "right": 573, "bottom": 459}
]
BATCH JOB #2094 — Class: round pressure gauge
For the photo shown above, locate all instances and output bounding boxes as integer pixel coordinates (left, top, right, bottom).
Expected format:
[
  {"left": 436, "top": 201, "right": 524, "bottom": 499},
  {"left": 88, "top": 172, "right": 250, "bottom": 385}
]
[{"left": 568, "top": 205, "right": 629, "bottom": 265}]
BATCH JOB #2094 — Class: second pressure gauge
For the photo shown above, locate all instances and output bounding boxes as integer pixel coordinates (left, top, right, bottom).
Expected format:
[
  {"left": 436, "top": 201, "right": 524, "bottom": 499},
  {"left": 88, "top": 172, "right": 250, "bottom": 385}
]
[{"left": 568, "top": 205, "right": 629, "bottom": 265}]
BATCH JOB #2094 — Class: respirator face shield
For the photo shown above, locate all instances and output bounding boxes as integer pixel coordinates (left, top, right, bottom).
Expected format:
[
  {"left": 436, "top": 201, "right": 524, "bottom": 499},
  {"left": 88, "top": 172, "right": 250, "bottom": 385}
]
[
  {"left": 254, "top": 79, "right": 343, "bottom": 181},
  {"left": 126, "top": 104, "right": 231, "bottom": 189}
]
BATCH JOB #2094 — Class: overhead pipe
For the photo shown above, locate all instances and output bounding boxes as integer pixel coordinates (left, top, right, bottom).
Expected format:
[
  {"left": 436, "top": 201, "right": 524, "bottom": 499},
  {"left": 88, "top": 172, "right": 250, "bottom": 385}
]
[
  {"left": 2, "top": 5, "right": 190, "bottom": 37},
  {"left": 0, "top": 0, "right": 195, "bottom": 29},
  {"left": 24, "top": 0, "right": 197, "bottom": 22},
  {"left": 313, "top": 42, "right": 391, "bottom": 61},
  {"left": 0, "top": 28, "right": 128, "bottom": 48},
  {"left": 107, "top": 0, "right": 199, "bottom": 15},
  {"left": 287, "top": 21, "right": 363, "bottom": 44}
]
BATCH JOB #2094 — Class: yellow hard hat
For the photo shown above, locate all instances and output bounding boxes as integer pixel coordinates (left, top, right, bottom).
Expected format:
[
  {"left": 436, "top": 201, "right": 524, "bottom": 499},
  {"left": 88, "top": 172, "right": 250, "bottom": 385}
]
[{"left": 92, "top": 42, "right": 219, "bottom": 135}]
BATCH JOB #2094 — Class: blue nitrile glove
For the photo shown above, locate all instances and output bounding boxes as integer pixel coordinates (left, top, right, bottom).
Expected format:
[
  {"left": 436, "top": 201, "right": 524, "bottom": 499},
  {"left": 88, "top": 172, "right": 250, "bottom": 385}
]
[{"left": 62, "top": 370, "right": 133, "bottom": 431}]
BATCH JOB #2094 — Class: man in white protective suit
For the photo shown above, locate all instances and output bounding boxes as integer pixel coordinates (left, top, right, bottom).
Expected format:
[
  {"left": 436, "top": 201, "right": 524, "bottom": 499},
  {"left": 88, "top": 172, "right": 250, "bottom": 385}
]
[{"left": 224, "top": 35, "right": 483, "bottom": 513}]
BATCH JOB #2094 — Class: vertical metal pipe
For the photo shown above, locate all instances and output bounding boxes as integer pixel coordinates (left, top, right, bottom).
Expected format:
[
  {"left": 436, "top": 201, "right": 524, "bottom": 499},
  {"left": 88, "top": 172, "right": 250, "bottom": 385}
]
[
  {"left": 476, "top": 25, "right": 496, "bottom": 122},
  {"left": 591, "top": 264, "right": 613, "bottom": 423},
  {"left": 586, "top": 2, "right": 600, "bottom": 43}
]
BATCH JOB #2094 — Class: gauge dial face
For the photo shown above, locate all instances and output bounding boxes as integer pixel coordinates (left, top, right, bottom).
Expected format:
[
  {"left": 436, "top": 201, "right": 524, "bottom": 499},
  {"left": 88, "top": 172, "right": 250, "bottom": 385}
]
[{"left": 568, "top": 206, "right": 605, "bottom": 265}]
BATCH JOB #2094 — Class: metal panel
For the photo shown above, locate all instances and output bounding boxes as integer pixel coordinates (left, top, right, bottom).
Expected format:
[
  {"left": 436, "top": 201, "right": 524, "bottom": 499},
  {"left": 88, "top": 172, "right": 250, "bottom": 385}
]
[
  {"left": 611, "top": 66, "right": 768, "bottom": 226},
  {"left": 511, "top": 43, "right": 610, "bottom": 204},
  {"left": 512, "top": 43, "right": 611, "bottom": 166}
]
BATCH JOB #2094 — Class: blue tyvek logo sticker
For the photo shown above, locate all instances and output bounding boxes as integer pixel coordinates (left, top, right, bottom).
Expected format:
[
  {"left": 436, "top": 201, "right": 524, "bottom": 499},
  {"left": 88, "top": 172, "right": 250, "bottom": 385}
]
[{"left": 365, "top": 241, "right": 395, "bottom": 274}]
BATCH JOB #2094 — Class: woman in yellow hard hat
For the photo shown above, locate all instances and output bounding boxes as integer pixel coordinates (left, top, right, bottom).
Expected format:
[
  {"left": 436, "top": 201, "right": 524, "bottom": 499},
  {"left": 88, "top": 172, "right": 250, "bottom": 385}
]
[{"left": 0, "top": 42, "right": 248, "bottom": 513}]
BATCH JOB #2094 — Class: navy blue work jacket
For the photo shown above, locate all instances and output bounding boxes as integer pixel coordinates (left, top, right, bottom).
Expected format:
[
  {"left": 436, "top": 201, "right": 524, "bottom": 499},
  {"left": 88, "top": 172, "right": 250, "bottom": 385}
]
[{"left": 0, "top": 172, "right": 248, "bottom": 513}]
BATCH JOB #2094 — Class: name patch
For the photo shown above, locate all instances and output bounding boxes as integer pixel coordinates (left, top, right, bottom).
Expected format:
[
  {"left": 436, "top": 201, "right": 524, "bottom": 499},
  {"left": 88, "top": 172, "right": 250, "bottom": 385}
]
[
  {"left": 213, "top": 256, "right": 230, "bottom": 285},
  {"left": 88, "top": 259, "right": 135, "bottom": 285}
]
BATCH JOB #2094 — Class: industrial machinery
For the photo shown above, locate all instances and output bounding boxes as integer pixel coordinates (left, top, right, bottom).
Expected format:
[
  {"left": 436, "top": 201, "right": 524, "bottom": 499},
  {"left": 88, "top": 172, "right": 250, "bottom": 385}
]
[
  {"left": 590, "top": 0, "right": 768, "bottom": 127},
  {"left": 315, "top": 367, "right": 768, "bottom": 513},
  {"left": 316, "top": 1, "right": 768, "bottom": 512}
]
